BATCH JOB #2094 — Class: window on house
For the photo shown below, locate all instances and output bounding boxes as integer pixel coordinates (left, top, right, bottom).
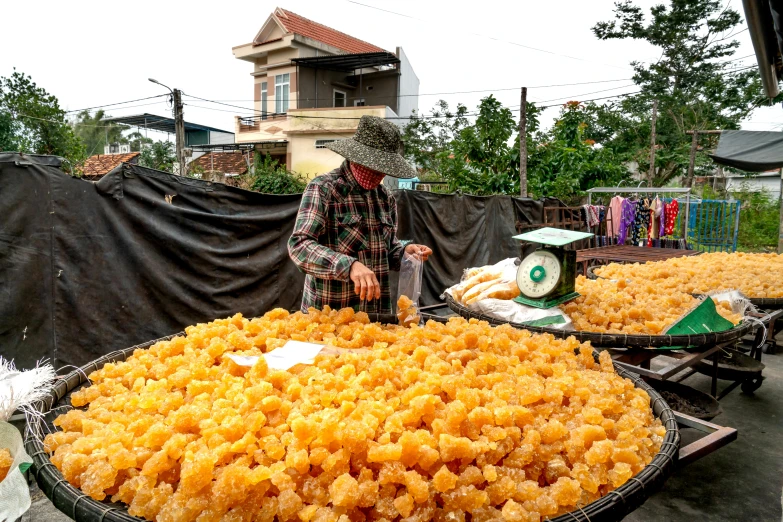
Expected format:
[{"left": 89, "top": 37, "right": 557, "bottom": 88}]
[
  {"left": 275, "top": 73, "right": 290, "bottom": 114},
  {"left": 333, "top": 90, "right": 346, "bottom": 108},
  {"left": 354, "top": 98, "right": 366, "bottom": 107},
  {"left": 261, "top": 81, "right": 268, "bottom": 120},
  {"left": 315, "top": 139, "right": 337, "bottom": 149}
]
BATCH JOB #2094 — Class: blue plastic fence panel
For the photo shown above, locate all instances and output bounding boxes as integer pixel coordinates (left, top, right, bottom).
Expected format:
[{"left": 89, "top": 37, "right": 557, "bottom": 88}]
[{"left": 686, "top": 199, "right": 741, "bottom": 252}]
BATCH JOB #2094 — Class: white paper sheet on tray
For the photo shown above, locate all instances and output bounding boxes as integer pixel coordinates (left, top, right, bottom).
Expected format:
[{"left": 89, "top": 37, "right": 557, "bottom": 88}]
[
  {"left": 226, "top": 341, "right": 371, "bottom": 371},
  {"left": 227, "top": 341, "right": 326, "bottom": 371}
]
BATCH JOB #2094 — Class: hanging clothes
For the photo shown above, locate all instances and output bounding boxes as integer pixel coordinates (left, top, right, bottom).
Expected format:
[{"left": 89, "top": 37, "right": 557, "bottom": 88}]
[
  {"left": 664, "top": 199, "right": 679, "bottom": 236},
  {"left": 631, "top": 199, "right": 649, "bottom": 246},
  {"left": 659, "top": 199, "right": 667, "bottom": 237},
  {"left": 583, "top": 204, "right": 600, "bottom": 228},
  {"left": 647, "top": 197, "right": 663, "bottom": 245},
  {"left": 608, "top": 195, "right": 625, "bottom": 237},
  {"left": 618, "top": 198, "right": 636, "bottom": 244}
]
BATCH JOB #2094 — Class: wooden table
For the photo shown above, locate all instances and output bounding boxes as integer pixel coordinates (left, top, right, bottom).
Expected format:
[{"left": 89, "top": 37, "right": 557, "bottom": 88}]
[
  {"left": 607, "top": 343, "right": 725, "bottom": 398},
  {"left": 576, "top": 244, "right": 701, "bottom": 274}
]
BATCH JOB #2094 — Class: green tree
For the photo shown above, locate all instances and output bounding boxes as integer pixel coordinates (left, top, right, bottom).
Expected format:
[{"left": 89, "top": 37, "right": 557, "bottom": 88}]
[
  {"left": 0, "top": 70, "right": 85, "bottom": 167},
  {"left": 527, "top": 102, "right": 630, "bottom": 203},
  {"left": 250, "top": 153, "right": 307, "bottom": 194},
  {"left": 403, "top": 96, "right": 532, "bottom": 195},
  {"left": 72, "top": 109, "right": 128, "bottom": 157},
  {"left": 0, "top": 109, "right": 16, "bottom": 151},
  {"left": 401, "top": 100, "right": 469, "bottom": 177},
  {"left": 125, "top": 131, "right": 153, "bottom": 152},
  {"left": 444, "top": 95, "right": 520, "bottom": 195},
  {"left": 592, "top": 0, "right": 761, "bottom": 184},
  {"left": 403, "top": 95, "right": 624, "bottom": 200},
  {"left": 138, "top": 140, "right": 176, "bottom": 172}
]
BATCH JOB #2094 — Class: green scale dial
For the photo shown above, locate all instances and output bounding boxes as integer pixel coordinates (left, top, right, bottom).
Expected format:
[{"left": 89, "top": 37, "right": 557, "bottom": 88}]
[
  {"left": 517, "top": 250, "right": 562, "bottom": 298},
  {"left": 511, "top": 227, "right": 594, "bottom": 309}
]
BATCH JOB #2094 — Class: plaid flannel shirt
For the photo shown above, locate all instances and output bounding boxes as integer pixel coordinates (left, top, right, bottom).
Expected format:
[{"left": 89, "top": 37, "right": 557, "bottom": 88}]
[{"left": 288, "top": 161, "right": 405, "bottom": 314}]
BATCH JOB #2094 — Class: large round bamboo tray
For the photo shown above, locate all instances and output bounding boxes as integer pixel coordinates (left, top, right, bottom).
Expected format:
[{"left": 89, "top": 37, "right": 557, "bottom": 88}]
[
  {"left": 445, "top": 294, "right": 754, "bottom": 349},
  {"left": 586, "top": 264, "right": 783, "bottom": 309},
  {"left": 25, "top": 328, "right": 680, "bottom": 522}
]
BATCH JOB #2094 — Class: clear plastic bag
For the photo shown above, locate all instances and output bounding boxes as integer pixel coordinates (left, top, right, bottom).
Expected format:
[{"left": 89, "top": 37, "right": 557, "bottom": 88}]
[
  {"left": 0, "top": 421, "right": 32, "bottom": 521},
  {"left": 397, "top": 253, "right": 423, "bottom": 326}
]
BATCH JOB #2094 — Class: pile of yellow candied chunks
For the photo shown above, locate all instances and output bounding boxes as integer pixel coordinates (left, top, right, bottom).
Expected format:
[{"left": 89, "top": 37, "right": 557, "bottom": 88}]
[
  {"left": 594, "top": 252, "right": 783, "bottom": 299},
  {"left": 45, "top": 308, "right": 665, "bottom": 522},
  {"left": 561, "top": 276, "right": 743, "bottom": 335}
]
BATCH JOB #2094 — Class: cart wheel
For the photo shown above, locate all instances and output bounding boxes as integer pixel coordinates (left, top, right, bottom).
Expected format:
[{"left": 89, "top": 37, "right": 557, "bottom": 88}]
[{"left": 741, "top": 376, "right": 764, "bottom": 394}]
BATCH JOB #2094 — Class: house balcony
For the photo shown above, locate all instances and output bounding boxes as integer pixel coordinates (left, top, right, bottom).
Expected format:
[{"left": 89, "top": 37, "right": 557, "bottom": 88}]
[
  {"left": 235, "top": 113, "right": 290, "bottom": 143},
  {"left": 235, "top": 105, "right": 398, "bottom": 143},
  {"left": 286, "top": 105, "right": 397, "bottom": 135}
]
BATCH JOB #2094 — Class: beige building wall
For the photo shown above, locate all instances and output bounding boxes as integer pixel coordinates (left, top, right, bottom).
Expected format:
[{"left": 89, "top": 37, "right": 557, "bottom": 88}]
[
  {"left": 288, "top": 134, "right": 345, "bottom": 178},
  {"left": 286, "top": 106, "right": 395, "bottom": 178}
]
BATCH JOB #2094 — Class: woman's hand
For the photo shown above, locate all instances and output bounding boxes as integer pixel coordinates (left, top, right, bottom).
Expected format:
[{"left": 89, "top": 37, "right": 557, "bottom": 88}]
[
  {"left": 349, "top": 261, "right": 381, "bottom": 301},
  {"left": 404, "top": 244, "right": 433, "bottom": 261}
]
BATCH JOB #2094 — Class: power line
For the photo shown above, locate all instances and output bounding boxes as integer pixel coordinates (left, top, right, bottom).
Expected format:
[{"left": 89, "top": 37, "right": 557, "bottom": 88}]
[
  {"left": 13, "top": 112, "right": 125, "bottom": 128},
  {"left": 78, "top": 63, "right": 752, "bottom": 124},
  {"left": 184, "top": 83, "right": 641, "bottom": 120},
  {"left": 185, "top": 64, "right": 753, "bottom": 118},
  {"left": 538, "top": 91, "right": 642, "bottom": 109},
  {"left": 187, "top": 78, "right": 635, "bottom": 103},
  {"left": 535, "top": 84, "right": 638, "bottom": 104},
  {"left": 184, "top": 101, "right": 486, "bottom": 119},
  {"left": 65, "top": 94, "right": 169, "bottom": 114},
  {"left": 719, "top": 53, "right": 755, "bottom": 63},
  {"left": 345, "top": 0, "right": 631, "bottom": 71},
  {"left": 69, "top": 100, "right": 173, "bottom": 117}
]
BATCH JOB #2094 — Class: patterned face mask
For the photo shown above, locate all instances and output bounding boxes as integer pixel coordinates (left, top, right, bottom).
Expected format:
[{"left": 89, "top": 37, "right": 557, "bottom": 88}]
[{"left": 349, "top": 162, "right": 386, "bottom": 189}]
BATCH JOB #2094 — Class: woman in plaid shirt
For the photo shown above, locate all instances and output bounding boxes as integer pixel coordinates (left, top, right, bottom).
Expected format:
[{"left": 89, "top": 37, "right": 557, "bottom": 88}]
[{"left": 288, "top": 116, "right": 432, "bottom": 314}]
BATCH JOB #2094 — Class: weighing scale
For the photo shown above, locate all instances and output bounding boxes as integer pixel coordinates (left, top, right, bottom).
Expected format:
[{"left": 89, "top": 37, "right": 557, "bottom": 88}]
[{"left": 511, "top": 227, "right": 594, "bottom": 309}]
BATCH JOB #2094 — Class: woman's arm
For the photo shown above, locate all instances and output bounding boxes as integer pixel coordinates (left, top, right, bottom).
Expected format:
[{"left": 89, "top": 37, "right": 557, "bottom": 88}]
[{"left": 288, "top": 183, "right": 355, "bottom": 281}]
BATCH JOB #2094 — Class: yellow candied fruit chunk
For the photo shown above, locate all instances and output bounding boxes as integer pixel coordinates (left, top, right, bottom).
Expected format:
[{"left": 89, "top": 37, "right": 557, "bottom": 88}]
[
  {"left": 329, "top": 473, "right": 360, "bottom": 507},
  {"left": 433, "top": 465, "right": 459, "bottom": 493}
]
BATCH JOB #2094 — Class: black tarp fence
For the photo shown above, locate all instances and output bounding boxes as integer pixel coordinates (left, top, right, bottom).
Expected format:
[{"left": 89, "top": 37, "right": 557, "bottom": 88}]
[{"left": 0, "top": 153, "right": 552, "bottom": 369}]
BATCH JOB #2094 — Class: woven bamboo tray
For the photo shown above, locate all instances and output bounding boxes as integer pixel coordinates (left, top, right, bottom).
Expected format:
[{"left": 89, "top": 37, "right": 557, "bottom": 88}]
[
  {"left": 25, "top": 329, "right": 680, "bottom": 522},
  {"left": 445, "top": 294, "right": 754, "bottom": 349}
]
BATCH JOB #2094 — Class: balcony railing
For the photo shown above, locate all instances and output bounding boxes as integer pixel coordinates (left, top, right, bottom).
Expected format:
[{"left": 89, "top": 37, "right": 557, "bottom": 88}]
[{"left": 238, "top": 113, "right": 287, "bottom": 128}]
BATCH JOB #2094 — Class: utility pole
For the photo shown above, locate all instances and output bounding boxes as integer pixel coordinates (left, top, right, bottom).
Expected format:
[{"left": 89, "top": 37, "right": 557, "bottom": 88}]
[
  {"left": 685, "top": 131, "right": 699, "bottom": 189},
  {"left": 173, "top": 88, "right": 186, "bottom": 176},
  {"left": 149, "top": 78, "right": 186, "bottom": 176},
  {"left": 648, "top": 100, "right": 658, "bottom": 187},
  {"left": 519, "top": 87, "right": 528, "bottom": 197},
  {"left": 685, "top": 130, "right": 723, "bottom": 188}
]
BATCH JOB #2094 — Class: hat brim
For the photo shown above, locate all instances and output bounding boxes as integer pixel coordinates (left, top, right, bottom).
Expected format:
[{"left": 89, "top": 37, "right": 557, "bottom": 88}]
[{"left": 325, "top": 139, "right": 417, "bottom": 179}]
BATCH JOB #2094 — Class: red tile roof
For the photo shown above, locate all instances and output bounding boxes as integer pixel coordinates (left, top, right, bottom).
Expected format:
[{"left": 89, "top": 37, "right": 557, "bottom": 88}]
[
  {"left": 192, "top": 152, "right": 249, "bottom": 175},
  {"left": 271, "top": 8, "right": 386, "bottom": 54},
  {"left": 81, "top": 152, "right": 140, "bottom": 177}
]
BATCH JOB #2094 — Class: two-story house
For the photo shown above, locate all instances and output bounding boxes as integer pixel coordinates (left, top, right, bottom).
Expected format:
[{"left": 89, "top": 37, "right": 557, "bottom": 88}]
[{"left": 232, "top": 7, "right": 419, "bottom": 179}]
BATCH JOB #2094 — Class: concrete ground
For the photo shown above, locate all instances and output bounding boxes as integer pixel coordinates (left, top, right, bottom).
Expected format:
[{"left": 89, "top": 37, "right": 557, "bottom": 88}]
[
  {"left": 626, "top": 342, "right": 783, "bottom": 522},
  {"left": 20, "top": 339, "right": 783, "bottom": 522}
]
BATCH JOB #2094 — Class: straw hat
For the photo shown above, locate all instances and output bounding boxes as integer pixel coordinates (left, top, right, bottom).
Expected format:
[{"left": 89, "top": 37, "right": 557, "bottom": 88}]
[{"left": 325, "top": 115, "right": 417, "bottom": 179}]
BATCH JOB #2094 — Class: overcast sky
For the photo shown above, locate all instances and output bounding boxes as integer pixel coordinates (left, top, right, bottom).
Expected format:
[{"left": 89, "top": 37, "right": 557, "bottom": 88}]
[{"left": 1, "top": 0, "right": 779, "bottom": 140}]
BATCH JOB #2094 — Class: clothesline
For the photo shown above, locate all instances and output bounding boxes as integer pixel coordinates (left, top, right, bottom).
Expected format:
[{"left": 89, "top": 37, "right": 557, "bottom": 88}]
[{"left": 587, "top": 186, "right": 691, "bottom": 240}]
